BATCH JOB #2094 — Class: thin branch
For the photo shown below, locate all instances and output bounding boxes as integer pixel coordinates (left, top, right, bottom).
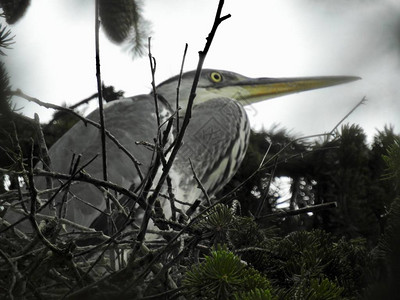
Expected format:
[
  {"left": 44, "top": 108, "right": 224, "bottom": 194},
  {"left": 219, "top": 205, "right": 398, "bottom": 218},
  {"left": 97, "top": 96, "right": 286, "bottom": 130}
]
[
  {"left": 33, "top": 113, "right": 53, "bottom": 190},
  {"left": 127, "top": 39, "right": 175, "bottom": 232},
  {"left": 165, "top": 174, "right": 177, "bottom": 222},
  {"left": 129, "top": 195, "right": 230, "bottom": 290},
  {"left": 1, "top": 206, "right": 107, "bottom": 234},
  {"left": 256, "top": 202, "right": 338, "bottom": 220},
  {"left": 0, "top": 249, "right": 19, "bottom": 299},
  {"left": 329, "top": 96, "right": 367, "bottom": 137},
  {"left": 148, "top": 37, "right": 160, "bottom": 129},
  {"left": 189, "top": 158, "right": 211, "bottom": 206},
  {"left": 12, "top": 89, "right": 89, "bottom": 125},
  {"left": 95, "top": 0, "right": 108, "bottom": 183},
  {"left": 95, "top": 0, "right": 113, "bottom": 258},
  {"left": 259, "top": 141, "right": 272, "bottom": 169},
  {"left": 141, "top": 287, "right": 183, "bottom": 300},
  {"left": 33, "top": 168, "right": 145, "bottom": 209},
  {"left": 184, "top": 199, "right": 201, "bottom": 219},
  {"left": 69, "top": 92, "right": 98, "bottom": 110},
  {"left": 65, "top": 244, "right": 165, "bottom": 299},
  {"left": 131, "top": 0, "right": 231, "bottom": 262},
  {"left": 255, "top": 156, "right": 278, "bottom": 217},
  {"left": 233, "top": 247, "right": 270, "bottom": 254},
  {"left": 57, "top": 155, "right": 82, "bottom": 221},
  {"left": 176, "top": 43, "right": 188, "bottom": 135},
  {"left": 98, "top": 186, "right": 128, "bottom": 217},
  {"left": 217, "top": 133, "right": 331, "bottom": 203},
  {"left": 27, "top": 141, "right": 66, "bottom": 255},
  {"left": 158, "top": 149, "right": 177, "bottom": 222},
  {"left": 0, "top": 155, "right": 135, "bottom": 235},
  {"left": 145, "top": 237, "right": 197, "bottom": 296}
]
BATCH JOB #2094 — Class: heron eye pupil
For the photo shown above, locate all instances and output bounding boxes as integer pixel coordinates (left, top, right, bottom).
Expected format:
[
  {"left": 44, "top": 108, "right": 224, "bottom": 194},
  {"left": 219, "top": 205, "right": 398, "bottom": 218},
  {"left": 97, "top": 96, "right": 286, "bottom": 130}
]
[{"left": 211, "top": 72, "right": 222, "bottom": 82}]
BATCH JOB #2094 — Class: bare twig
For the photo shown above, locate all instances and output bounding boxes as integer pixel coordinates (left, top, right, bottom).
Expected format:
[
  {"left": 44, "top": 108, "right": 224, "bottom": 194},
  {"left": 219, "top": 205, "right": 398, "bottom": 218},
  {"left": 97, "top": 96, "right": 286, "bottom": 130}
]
[
  {"left": 129, "top": 40, "right": 175, "bottom": 231},
  {"left": 33, "top": 113, "right": 53, "bottom": 190},
  {"left": 69, "top": 92, "right": 98, "bottom": 110},
  {"left": 26, "top": 141, "right": 66, "bottom": 255},
  {"left": 32, "top": 168, "right": 145, "bottom": 209},
  {"left": 189, "top": 158, "right": 211, "bottom": 206},
  {"left": 233, "top": 247, "right": 270, "bottom": 254},
  {"left": 329, "top": 96, "right": 367, "bottom": 137},
  {"left": 98, "top": 186, "right": 128, "bottom": 216},
  {"left": 141, "top": 287, "right": 183, "bottom": 300},
  {"left": 255, "top": 156, "right": 278, "bottom": 218},
  {"left": 148, "top": 37, "right": 160, "bottom": 129},
  {"left": 176, "top": 43, "right": 188, "bottom": 135},
  {"left": 11, "top": 89, "right": 89, "bottom": 125},
  {"left": 145, "top": 238, "right": 198, "bottom": 296},
  {"left": 58, "top": 155, "right": 82, "bottom": 222},
  {"left": 0, "top": 248, "right": 20, "bottom": 299},
  {"left": 165, "top": 175, "right": 177, "bottom": 221},
  {"left": 256, "top": 202, "right": 338, "bottom": 220},
  {"left": 1, "top": 206, "right": 107, "bottom": 234},
  {"left": 0, "top": 155, "right": 111, "bottom": 235},
  {"left": 94, "top": 0, "right": 108, "bottom": 183},
  {"left": 95, "top": 1, "right": 112, "bottom": 244},
  {"left": 217, "top": 133, "right": 331, "bottom": 203},
  {"left": 259, "top": 140, "right": 272, "bottom": 169},
  {"left": 64, "top": 244, "right": 166, "bottom": 299},
  {"left": 158, "top": 150, "right": 177, "bottom": 222},
  {"left": 184, "top": 200, "right": 201, "bottom": 219},
  {"left": 128, "top": 196, "right": 229, "bottom": 291},
  {"left": 132, "top": 0, "right": 231, "bottom": 264}
]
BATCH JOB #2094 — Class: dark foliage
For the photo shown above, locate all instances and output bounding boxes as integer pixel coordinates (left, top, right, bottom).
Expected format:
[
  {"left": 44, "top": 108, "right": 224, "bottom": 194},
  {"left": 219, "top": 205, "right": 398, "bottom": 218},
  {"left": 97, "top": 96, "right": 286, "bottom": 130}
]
[
  {"left": 0, "top": 23, "right": 14, "bottom": 55},
  {"left": 0, "top": 0, "right": 30, "bottom": 24},
  {"left": 240, "top": 229, "right": 370, "bottom": 299},
  {"left": 183, "top": 245, "right": 274, "bottom": 299},
  {"left": 182, "top": 210, "right": 372, "bottom": 299},
  {"left": 364, "top": 138, "right": 400, "bottom": 299},
  {"left": 227, "top": 124, "right": 400, "bottom": 248},
  {"left": 98, "top": 0, "right": 150, "bottom": 56}
]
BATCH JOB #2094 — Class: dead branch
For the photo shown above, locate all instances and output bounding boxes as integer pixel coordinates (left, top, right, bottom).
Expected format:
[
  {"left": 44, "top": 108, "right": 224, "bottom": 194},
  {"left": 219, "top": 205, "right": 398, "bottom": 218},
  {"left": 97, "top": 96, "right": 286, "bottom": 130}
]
[
  {"left": 256, "top": 202, "right": 338, "bottom": 220},
  {"left": 329, "top": 96, "right": 367, "bottom": 137},
  {"left": 131, "top": 0, "right": 231, "bottom": 270},
  {"left": 189, "top": 158, "right": 211, "bottom": 206},
  {"left": 33, "top": 113, "right": 52, "bottom": 190},
  {"left": 176, "top": 43, "right": 188, "bottom": 135}
]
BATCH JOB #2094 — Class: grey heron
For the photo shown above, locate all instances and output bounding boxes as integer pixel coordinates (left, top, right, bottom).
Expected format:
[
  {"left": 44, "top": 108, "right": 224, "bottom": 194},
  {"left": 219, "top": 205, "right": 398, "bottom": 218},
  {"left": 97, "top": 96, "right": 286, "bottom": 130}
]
[{"left": 5, "top": 69, "right": 359, "bottom": 237}]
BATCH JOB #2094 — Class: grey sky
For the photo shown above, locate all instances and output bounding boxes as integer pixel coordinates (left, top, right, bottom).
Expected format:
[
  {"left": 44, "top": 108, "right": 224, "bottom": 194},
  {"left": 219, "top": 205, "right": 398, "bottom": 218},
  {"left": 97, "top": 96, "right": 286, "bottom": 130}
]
[{"left": 2, "top": 0, "right": 399, "bottom": 143}]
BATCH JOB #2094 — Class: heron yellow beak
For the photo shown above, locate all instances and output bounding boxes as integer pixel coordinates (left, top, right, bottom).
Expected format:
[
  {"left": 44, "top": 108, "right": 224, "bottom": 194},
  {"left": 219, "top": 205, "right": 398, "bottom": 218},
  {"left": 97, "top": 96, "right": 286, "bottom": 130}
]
[{"left": 215, "top": 76, "right": 361, "bottom": 105}]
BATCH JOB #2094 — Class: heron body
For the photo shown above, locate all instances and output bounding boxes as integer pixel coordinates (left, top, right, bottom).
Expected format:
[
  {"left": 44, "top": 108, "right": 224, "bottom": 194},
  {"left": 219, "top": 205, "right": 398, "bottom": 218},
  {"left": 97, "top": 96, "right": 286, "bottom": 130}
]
[
  {"left": 5, "top": 69, "right": 359, "bottom": 235},
  {"left": 45, "top": 93, "right": 249, "bottom": 228}
]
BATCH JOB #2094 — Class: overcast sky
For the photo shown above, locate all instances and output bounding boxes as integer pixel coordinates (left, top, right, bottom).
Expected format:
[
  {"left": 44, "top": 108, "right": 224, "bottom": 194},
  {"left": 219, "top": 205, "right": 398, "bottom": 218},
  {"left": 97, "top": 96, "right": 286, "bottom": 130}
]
[{"left": 2, "top": 0, "right": 400, "bottom": 143}]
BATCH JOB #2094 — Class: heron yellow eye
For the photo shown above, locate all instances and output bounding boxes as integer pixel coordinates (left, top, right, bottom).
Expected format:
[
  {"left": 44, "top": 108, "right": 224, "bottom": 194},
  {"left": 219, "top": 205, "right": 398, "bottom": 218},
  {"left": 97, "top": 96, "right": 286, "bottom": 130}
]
[{"left": 210, "top": 72, "right": 223, "bottom": 83}]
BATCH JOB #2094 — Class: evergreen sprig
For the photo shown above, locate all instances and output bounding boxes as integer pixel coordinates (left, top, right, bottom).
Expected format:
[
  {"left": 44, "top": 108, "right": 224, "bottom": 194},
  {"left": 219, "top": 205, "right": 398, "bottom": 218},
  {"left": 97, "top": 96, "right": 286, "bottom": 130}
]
[
  {"left": 0, "top": 23, "right": 14, "bottom": 55},
  {"left": 197, "top": 204, "right": 235, "bottom": 245},
  {"left": 303, "top": 278, "right": 344, "bottom": 300},
  {"left": 98, "top": 0, "right": 150, "bottom": 57},
  {"left": 183, "top": 245, "right": 273, "bottom": 299}
]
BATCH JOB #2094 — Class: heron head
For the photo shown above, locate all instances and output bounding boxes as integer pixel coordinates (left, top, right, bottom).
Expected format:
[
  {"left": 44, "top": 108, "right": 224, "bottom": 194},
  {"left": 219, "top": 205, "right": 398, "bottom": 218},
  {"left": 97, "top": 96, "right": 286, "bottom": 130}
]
[{"left": 156, "top": 69, "right": 360, "bottom": 111}]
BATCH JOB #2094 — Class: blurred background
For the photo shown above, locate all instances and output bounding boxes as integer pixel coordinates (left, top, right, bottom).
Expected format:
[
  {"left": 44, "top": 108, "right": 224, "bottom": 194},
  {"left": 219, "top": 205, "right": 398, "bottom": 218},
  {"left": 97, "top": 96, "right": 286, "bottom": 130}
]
[{"left": 1, "top": 0, "right": 399, "bottom": 142}]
